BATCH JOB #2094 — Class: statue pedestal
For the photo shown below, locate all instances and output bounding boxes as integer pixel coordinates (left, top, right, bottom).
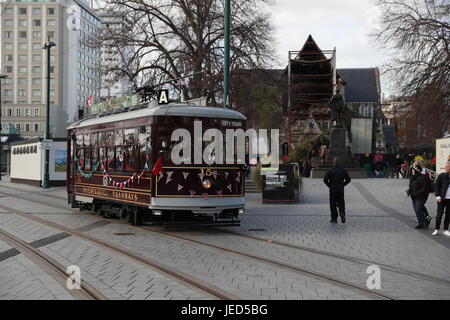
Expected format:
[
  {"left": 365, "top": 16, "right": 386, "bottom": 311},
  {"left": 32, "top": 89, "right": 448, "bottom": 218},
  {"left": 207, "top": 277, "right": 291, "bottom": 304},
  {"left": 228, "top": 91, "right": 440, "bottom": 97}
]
[{"left": 311, "top": 127, "right": 367, "bottom": 179}]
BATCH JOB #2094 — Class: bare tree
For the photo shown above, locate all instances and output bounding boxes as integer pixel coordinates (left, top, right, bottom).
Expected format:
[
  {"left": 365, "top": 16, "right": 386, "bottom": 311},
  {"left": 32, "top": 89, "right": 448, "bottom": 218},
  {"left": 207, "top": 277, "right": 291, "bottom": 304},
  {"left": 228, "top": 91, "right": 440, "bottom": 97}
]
[
  {"left": 99, "top": 0, "right": 275, "bottom": 105},
  {"left": 372, "top": 0, "right": 450, "bottom": 141}
]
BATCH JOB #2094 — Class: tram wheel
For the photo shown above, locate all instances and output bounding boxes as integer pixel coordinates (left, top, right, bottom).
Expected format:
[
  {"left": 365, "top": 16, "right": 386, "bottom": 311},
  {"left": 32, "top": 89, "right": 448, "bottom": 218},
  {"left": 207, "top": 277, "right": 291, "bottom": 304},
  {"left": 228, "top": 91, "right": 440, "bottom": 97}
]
[{"left": 120, "top": 206, "right": 131, "bottom": 223}]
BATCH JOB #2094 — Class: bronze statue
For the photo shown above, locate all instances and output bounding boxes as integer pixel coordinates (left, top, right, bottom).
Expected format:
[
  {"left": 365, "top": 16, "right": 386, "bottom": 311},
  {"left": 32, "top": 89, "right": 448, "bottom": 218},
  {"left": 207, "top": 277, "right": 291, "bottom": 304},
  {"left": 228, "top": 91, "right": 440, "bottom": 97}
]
[{"left": 329, "top": 88, "right": 345, "bottom": 127}]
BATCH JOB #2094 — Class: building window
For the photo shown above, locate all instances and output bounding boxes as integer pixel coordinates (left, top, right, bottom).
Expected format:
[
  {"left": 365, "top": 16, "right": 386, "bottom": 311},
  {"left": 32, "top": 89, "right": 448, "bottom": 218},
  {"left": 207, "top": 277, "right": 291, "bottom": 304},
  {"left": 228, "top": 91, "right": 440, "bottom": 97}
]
[
  {"left": 4, "top": 54, "right": 13, "bottom": 62},
  {"left": 33, "top": 8, "right": 41, "bottom": 15},
  {"left": 7, "top": 109, "right": 13, "bottom": 117},
  {"left": 47, "top": 8, "right": 55, "bottom": 15},
  {"left": 32, "top": 90, "right": 41, "bottom": 97},
  {"left": 50, "top": 66, "right": 55, "bottom": 73},
  {"left": 4, "top": 90, "right": 13, "bottom": 97},
  {"left": 19, "top": 78, "right": 27, "bottom": 85},
  {"left": 4, "top": 8, "right": 13, "bottom": 14},
  {"left": 19, "top": 43, "right": 28, "bottom": 50},
  {"left": 16, "top": 124, "right": 21, "bottom": 132},
  {"left": 4, "top": 66, "right": 13, "bottom": 73},
  {"left": 4, "top": 78, "right": 13, "bottom": 85},
  {"left": 47, "top": 31, "right": 55, "bottom": 38},
  {"left": 19, "top": 67, "right": 28, "bottom": 73},
  {"left": 25, "top": 108, "right": 31, "bottom": 117},
  {"left": 4, "top": 31, "right": 13, "bottom": 38},
  {"left": 19, "top": 20, "right": 28, "bottom": 27},
  {"left": 33, "top": 43, "right": 41, "bottom": 50},
  {"left": 18, "top": 89, "right": 27, "bottom": 97},
  {"left": 16, "top": 108, "right": 21, "bottom": 117},
  {"left": 4, "top": 20, "right": 13, "bottom": 27},
  {"left": 19, "top": 8, "right": 27, "bottom": 15},
  {"left": 34, "top": 108, "right": 40, "bottom": 117},
  {"left": 33, "top": 31, "right": 41, "bottom": 38},
  {"left": 34, "top": 123, "right": 40, "bottom": 132},
  {"left": 19, "top": 31, "right": 27, "bottom": 38},
  {"left": 50, "top": 90, "right": 55, "bottom": 97},
  {"left": 4, "top": 43, "right": 13, "bottom": 50},
  {"left": 47, "top": 20, "right": 56, "bottom": 27},
  {"left": 32, "top": 66, "right": 41, "bottom": 73},
  {"left": 25, "top": 124, "right": 30, "bottom": 132},
  {"left": 32, "top": 78, "right": 41, "bottom": 85},
  {"left": 33, "top": 20, "right": 41, "bottom": 27},
  {"left": 32, "top": 54, "right": 41, "bottom": 62},
  {"left": 19, "top": 54, "right": 27, "bottom": 62}
]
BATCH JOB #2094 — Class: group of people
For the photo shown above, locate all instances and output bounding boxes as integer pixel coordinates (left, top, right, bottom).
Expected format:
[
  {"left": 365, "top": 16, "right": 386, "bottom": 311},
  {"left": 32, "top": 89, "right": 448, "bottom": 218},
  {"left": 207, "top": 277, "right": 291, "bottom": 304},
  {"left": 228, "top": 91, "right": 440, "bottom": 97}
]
[
  {"left": 322, "top": 157, "right": 450, "bottom": 237},
  {"left": 395, "top": 155, "right": 415, "bottom": 179},
  {"left": 408, "top": 160, "right": 450, "bottom": 235}
]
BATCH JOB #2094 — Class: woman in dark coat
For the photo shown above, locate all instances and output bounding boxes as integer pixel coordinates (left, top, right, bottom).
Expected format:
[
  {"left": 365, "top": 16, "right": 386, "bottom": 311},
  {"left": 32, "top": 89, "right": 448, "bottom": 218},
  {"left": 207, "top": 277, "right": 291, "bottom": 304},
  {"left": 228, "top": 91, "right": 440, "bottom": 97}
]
[{"left": 408, "top": 165, "right": 430, "bottom": 229}]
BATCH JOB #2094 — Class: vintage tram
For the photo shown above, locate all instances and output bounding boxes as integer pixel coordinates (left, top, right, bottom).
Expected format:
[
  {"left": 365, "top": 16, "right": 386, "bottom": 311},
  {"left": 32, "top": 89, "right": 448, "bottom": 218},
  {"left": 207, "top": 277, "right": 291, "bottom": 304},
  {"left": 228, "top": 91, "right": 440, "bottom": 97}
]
[{"left": 67, "top": 103, "right": 246, "bottom": 226}]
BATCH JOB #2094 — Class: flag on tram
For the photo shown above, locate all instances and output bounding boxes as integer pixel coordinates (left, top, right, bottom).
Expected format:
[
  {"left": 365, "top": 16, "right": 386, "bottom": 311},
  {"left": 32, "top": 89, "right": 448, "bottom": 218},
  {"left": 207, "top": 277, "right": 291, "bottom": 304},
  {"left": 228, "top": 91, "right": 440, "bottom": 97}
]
[{"left": 152, "top": 155, "right": 163, "bottom": 176}]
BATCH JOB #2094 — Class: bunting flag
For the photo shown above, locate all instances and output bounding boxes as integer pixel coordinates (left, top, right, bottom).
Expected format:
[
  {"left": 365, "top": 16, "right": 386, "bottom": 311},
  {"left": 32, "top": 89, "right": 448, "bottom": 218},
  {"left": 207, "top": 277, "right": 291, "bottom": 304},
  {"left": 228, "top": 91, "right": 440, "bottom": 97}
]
[
  {"left": 152, "top": 155, "right": 163, "bottom": 176},
  {"left": 177, "top": 184, "right": 184, "bottom": 192},
  {"left": 189, "top": 190, "right": 196, "bottom": 198},
  {"left": 212, "top": 171, "right": 218, "bottom": 179},
  {"left": 198, "top": 173, "right": 204, "bottom": 181},
  {"left": 158, "top": 171, "right": 164, "bottom": 182},
  {"left": 227, "top": 184, "right": 232, "bottom": 192},
  {"left": 225, "top": 172, "right": 229, "bottom": 179},
  {"left": 166, "top": 171, "right": 174, "bottom": 184},
  {"left": 216, "top": 190, "right": 223, "bottom": 197},
  {"left": 235, "top": 171, "right": 241, "bottom": 183},
  {"left": 202, "top": 193, "right": 209, "bottom": 199},
  {"left": 182, "top": 172, "right": 190, "bottom": 180}
]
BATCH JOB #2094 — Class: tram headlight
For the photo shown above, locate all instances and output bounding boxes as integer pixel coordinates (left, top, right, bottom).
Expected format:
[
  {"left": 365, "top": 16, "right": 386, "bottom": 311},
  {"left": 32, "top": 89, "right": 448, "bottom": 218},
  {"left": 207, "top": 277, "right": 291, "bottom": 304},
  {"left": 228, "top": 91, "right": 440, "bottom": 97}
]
[{"left": 202, "top": 179, "right": 212, "bottom": 189}]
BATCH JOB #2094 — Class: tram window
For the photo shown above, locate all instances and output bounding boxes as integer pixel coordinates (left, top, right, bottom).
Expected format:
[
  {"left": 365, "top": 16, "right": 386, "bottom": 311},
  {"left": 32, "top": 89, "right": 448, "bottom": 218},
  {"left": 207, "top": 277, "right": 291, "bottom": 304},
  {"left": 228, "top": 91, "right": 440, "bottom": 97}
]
[
  {"left": 107, "top": 148, "right": 115, "bottom": 171},
  {"left": 115, "top": 147, "right": 123, "bottom": 171},
  {"left": 99, "top": 148, "right": 105, "bottom": 166},
  {"left": 76, "top": 134, "right": 83, "bottom": 147},
  {"left": 124, "top": 145, "right": 138, "bottom": 172},
  {"left": 91, "top": 133, "right": 98, "bottom": 146},
  {"left": 85, "top": 149, "right": 91, "bottom": 171},
  {"left": 98, "top": 132, "right": 106, "bottom": 146},
  {"left": 124, "top": 128, "right": 137, "bottom": 145},
  {"left": 92, "top": 148, "right": 99, "bottom": 167},
  {"left": 138, "top": 126, "right": 151, "bottom": 145},
  {"left": 106, "top": 131, "right": 114, "bottom": 146},
  {"left": 77, "top": 149, "right": 84, "bottom": 169},
  {"left": 140, "top": 145, "right": 148, "bottom": 170},
  {"left": 114, "top": 130, "right": 124, "bottom": 146},
  {"left": 84, "top": 133, "right": 90, "bottom": 147}
]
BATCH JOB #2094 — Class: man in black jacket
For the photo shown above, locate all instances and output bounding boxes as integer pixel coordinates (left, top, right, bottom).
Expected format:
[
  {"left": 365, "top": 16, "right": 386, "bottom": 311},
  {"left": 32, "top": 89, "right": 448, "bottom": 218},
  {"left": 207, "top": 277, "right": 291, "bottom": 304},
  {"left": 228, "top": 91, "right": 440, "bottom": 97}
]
[
  {"left": 432, "top": 161, "right": 450, "bottom": 236},
  {"left": 323, "top": 157, "right": 351, "bottom": 223}
]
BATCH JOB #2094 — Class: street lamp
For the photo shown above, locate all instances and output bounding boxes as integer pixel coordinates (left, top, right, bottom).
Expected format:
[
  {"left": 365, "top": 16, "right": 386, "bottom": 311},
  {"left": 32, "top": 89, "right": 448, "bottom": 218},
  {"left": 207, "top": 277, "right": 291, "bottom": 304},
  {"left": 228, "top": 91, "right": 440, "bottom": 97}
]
[
  {"left": 223, "top": 0, "right": 230, "bottom": 108},
  {"left": 43, "top": 39, "right": 56, "bottom": 189},
  {"left": 0, "top": 74, "right": 8, "bottom": 181}
]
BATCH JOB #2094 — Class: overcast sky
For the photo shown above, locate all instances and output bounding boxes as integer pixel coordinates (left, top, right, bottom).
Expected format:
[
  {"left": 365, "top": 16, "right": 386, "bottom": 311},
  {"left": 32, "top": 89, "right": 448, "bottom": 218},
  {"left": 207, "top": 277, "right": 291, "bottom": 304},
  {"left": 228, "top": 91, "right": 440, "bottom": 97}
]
[{"left": 268, "top": 0, "right": 393, "bottom": 95}]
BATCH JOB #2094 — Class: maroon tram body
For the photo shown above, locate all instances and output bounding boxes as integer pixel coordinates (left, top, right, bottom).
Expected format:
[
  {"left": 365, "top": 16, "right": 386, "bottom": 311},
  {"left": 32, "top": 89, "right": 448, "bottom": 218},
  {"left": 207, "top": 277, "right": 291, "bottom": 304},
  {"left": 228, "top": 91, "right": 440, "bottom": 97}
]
[{"left": 67, "top": 103, "right": 246, "bottom": 226}]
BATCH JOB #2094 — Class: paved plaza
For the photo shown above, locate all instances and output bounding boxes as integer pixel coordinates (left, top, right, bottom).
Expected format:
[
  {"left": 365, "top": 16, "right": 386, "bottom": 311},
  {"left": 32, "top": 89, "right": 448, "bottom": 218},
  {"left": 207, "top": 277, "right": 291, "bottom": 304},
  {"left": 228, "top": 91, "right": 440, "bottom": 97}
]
[{"left": 0, "top": 178, "right": 449, "bottom": 300}]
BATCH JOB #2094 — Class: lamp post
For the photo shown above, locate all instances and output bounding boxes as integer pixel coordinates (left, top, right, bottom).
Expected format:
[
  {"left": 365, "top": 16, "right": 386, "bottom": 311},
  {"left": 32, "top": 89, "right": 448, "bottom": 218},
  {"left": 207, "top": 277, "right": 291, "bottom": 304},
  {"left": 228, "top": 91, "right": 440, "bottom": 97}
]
[
  {"left": 0, "top": 74, "right": 8, "bottom": 181},
  {"left": 43, "top": 39, "right": 56, "bottom": 189},
  {"left": 223, "top": 0, "right": 230, "bottom": 108}
]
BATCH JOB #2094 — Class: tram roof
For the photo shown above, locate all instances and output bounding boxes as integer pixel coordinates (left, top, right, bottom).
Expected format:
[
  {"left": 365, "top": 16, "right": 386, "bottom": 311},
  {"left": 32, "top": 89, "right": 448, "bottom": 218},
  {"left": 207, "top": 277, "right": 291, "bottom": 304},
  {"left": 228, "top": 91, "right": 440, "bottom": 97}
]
[{"left": 67, "top": 103, "right": 247, "bottom": 130}]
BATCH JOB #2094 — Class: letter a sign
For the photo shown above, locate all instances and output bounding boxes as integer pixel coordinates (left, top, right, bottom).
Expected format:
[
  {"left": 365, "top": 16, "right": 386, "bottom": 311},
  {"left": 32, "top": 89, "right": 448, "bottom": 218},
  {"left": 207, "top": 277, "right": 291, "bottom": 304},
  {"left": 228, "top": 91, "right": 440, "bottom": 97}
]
[{"left": 158, "top": 90, "right": 169, "bottom": 105}]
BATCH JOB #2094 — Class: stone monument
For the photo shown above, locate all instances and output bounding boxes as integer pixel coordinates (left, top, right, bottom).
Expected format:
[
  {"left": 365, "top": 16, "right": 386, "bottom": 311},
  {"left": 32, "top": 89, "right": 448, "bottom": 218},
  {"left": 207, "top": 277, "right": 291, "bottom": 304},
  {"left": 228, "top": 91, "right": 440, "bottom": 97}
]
[{"left": 311, "top": 89, "right": 367, "bottom": 178}]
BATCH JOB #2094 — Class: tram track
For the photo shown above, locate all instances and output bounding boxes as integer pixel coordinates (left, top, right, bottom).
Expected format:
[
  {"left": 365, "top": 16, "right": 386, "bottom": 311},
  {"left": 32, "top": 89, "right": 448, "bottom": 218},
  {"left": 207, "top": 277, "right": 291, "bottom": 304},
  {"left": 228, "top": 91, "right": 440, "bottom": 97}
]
[
  {"left": 0, "top": 190, "right": 393, "bottom": 300},
  {"left": 0, "top": 227, "right": 104, "bottom": 300},
  {"left": 8, "top": 189, "right": 450, "bottom": 288},
  {"left": 0, "top": 201, "right": 237, "bottom": 300},
  {"left": 2, "top": 187, "right": 450, "bottom": 300}
]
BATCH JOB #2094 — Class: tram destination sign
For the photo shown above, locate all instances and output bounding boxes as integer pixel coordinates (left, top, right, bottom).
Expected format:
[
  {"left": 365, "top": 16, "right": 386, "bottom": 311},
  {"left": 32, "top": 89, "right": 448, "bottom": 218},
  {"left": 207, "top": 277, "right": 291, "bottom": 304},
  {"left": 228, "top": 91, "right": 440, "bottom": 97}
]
[{"left": 42, "top": 140, "right": 53, "bottom": 150}]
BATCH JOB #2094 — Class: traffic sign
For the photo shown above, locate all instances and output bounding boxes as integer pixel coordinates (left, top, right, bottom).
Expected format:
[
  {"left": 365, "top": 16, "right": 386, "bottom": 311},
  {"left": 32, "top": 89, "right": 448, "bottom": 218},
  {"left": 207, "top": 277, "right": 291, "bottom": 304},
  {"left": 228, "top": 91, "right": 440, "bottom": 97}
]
[{"left": 42, "top": 140, "right": 53, "bottom": 150}]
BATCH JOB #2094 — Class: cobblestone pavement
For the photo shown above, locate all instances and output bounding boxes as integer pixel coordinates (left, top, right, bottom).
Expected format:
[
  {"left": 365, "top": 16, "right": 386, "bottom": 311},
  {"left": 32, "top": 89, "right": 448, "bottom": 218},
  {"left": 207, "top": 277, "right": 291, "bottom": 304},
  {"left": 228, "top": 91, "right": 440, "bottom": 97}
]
[{"left": 0, "top": 178, "right": 449, "bottom": 300}]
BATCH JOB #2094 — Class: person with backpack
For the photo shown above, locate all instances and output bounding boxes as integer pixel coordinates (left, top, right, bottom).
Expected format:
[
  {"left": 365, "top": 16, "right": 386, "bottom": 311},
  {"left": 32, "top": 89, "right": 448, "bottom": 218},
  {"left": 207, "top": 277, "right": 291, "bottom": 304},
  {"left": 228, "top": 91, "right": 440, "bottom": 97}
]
[
  {"left": 407, "top": 163, "right": 431, "bottom": 229},
  {"left": 414, "top": 160, "right": 433, "bottom": 224}
]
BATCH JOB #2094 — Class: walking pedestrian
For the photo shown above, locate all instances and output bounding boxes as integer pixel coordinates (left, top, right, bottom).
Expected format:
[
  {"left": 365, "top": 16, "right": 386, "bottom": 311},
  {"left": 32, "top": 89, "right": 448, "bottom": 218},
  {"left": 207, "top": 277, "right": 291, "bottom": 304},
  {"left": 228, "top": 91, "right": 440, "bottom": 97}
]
[
  {"left": 323, "top": 157, "right": 351, "bottom": 224},
  {"left": 401, "top": 160, "right": 409, "bottom": 178},
  {"left": 432, "top": 161, "right": 450, "bottom": 236},
  {"left": 407, "top": 164, "right": 431, "bottom": 229},
  {"left": 395, "top": 155, "right": 403, "bottom": 179}
]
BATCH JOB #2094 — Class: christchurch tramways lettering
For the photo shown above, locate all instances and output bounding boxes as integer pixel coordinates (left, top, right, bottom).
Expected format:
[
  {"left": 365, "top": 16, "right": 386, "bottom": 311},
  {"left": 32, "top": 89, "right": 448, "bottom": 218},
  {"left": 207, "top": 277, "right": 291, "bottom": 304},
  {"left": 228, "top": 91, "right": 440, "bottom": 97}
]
[
  {"left": 171, "top": 121, "right": 279, "bottom": 174},
  {"left": 79, "top": 186, "right": 139, "bottom": 202}
]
